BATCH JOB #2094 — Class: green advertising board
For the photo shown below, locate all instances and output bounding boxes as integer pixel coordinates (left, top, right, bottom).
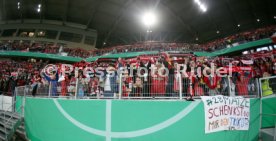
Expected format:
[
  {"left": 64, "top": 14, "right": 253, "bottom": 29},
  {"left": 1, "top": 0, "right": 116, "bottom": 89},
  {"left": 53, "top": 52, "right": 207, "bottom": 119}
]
[{"left": 24, "top": 98, "right": 260, "bottom": 141}]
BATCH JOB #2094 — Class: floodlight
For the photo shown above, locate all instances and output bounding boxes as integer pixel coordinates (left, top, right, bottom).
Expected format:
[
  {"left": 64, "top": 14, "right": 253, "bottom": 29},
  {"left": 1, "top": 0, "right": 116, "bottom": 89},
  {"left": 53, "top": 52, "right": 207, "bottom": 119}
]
[
  {"left": 194, "top": 0, "right": 207, "bottom": 12},
  {"left": 199, "top": 4, "right": 207, "bottom": 12},
  {"left": 142, "top": 12, "right": 157, "bottom": 27},
  {"left": 194, "top": 0, "right": 200, "bottom": 5},
  {"left": 17, "top": 2, "right": 20, "bottom": 9}
]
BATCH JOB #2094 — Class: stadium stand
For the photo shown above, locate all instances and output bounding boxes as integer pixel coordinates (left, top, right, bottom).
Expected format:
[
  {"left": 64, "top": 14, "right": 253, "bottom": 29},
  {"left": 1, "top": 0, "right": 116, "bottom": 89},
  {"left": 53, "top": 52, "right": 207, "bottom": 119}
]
[
  {"left": 0, "top": 0, "right": 276, "bottom": 141},
  {"left": 1, "top": 25, "right": 275, "bottom": 58}
]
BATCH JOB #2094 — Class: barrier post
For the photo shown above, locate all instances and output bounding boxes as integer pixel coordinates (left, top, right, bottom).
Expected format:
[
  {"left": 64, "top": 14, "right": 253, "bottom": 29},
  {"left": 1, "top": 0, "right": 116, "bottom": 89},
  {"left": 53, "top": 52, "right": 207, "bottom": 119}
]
[
  {"left": 259, "top": 78, "right": 263, "bottom": 139},
  {"left": 1, "top": 94, "right": 3, "bottom": 111},
  {"left": 48, "top": 82, "right": 52, "bottom": 98},
  {"left": 227, "top": 76, "right": 232, "bottom": 97},
  {"left": 20, "top": 86, "right": 26, "bottom": 117},
  {"left": 75, "top": 78, "right": 79, "bottom": 99},
  {"left": 179, "top": 74, "right": 182, "bottom": 100},
  {"left": 189, "top": 78, "right": 193, "bottom": 97},
  {"left": 256, "top": 78, "right": 260, "bottom": 98},
  {"left": 13, "top": 87, "right": 18, "bottom": 112},
  {"left": 119, "top": 74, "right": 122, "bottom": 99}
]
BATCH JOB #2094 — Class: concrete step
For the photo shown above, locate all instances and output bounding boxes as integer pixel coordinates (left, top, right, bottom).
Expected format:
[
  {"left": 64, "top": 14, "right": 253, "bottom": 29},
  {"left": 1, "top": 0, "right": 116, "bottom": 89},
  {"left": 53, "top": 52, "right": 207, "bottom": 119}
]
[
  {"left": 16, "top": 123, "right": 26, "bottom": 136},
  {"left": 15, "top": 120, "right": 27, "bottom": 141},
  {"left": 0, "top": 126, "right": 10, "bottom": 138},
  {"left": 261, "top": 128, "right": 275, "bottom": 141},
  {"left": 0, "top": 111, "right": 23, "bottom": 141},
  {"left": 16, "top": 129, "right": 25, "bottom": 136},
  {"left": 0, "top": 125, "right": 9, "bottom": 135},
  {"left": 0, "top": 111, "right": 20, "bottom": 120},
  {"left": 0, "top": 131, "right": 6, "bottom": 141},
  {"left": 0, "top": 125, "right": 6, "bottom": 141},
  {"left": 17, "top": 125, "right": 25, "bottom": 132},
  {"left": 0, "top": 115, "right": 18, "bottom": 125},
  {"left": 0, "top": 120, "right": 12, "bottom": 130}
]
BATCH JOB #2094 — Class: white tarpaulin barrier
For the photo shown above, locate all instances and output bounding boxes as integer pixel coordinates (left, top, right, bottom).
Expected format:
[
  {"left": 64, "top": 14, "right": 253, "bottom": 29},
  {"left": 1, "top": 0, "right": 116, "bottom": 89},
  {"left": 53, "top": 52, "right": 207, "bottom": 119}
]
[
  {"left": 201, "top": 95, "right": 250, "bottom": 133},
  {"left": 0, "top": 95, "right": 13, "bottom": 112}
]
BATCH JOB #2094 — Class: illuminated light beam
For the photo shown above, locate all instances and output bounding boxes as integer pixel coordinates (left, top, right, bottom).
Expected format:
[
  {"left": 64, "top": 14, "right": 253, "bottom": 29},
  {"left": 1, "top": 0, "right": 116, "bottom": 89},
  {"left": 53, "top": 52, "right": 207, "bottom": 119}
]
[
  {"left": 142, "top": 12, "right": 157, "bottom": 27},
  {"left": 194, "top": 0, "right": 207, "bottom": 12}
]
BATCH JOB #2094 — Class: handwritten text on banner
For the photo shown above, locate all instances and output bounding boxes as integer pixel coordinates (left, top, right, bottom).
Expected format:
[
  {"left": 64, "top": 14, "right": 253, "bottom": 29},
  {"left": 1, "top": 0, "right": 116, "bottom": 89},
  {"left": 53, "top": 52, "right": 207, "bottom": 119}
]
[{"left": 201, "top": 95, "right": 250, "bottom": 133}]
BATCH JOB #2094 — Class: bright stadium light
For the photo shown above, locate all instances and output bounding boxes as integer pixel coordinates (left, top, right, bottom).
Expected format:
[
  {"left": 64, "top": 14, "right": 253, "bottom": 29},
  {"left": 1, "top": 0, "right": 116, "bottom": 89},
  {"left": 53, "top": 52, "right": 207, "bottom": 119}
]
[
  {"left": 17, "top": 2, "right": 20, "bottom": 9},
  {"left": 237, "top": 24, "right": 240, "bottom": 27},
  {"left": 200, "top": 4, "right": 207, "bottom": 12},
  {"left": 194, "top": 0, "right": 200, "bottom": 5},
  {"left": 142, "top": 12, "right": 157, "bottom": 27},
  {"left": 37, "top": 4, "right": 41, "bottom": 13},
  {"left": 194, "top": 0, "right": 207, "bottom": 12}
]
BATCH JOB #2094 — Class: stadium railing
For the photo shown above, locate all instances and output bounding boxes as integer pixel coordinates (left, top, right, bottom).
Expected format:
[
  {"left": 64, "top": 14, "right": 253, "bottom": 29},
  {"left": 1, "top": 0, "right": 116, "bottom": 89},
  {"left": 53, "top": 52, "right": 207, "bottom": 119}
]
[
  {"left": 258, "top": 76, "right": 276, "bottom": 140},
  {"left": 14, "top": 74, "right": 261, "bottom": 99}
]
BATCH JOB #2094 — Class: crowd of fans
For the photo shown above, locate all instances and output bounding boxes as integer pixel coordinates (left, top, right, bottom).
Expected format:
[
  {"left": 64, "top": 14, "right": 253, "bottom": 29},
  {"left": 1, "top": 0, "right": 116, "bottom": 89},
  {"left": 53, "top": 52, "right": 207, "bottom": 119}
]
[
  {"left": 0, "top": 24, "right": 275, "bottom": 98},
  {"left": 1, "top": 49, "right": 275, "bottom": 98},
  {"left": 90, "top": 43, "right": 202, "bottom": 56},
  {"left": 201, "top": 25, "right": 276, "bottom": 51},
  {"left": 91, "top": 25, "right": 276, "bottom": 55},
  {"left": 0, "top": 59, "right": 49, "bottom": 95},
  {"left": 0, "top": 25, "right": 275, "bottom": 58},
  {"left": 0, "top": 42, "right": 91, "bottom": 58}
]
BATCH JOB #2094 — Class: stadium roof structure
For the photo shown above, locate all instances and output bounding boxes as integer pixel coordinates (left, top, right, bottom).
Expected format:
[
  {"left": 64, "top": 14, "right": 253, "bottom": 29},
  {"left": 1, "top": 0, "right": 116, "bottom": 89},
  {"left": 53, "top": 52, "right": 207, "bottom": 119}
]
[{"left": 1, "top": 0, "right": 276, "bottom": 47}]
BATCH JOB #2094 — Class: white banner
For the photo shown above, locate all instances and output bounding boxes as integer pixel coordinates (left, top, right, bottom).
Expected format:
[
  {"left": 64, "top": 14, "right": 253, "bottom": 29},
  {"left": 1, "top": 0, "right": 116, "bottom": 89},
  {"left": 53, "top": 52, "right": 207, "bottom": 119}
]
[
  {"left": 0, "top": 95, "right": 13, "bottom": 112},
  {"left": 201, "top": 95, "right": 250, "bottom": 133}
]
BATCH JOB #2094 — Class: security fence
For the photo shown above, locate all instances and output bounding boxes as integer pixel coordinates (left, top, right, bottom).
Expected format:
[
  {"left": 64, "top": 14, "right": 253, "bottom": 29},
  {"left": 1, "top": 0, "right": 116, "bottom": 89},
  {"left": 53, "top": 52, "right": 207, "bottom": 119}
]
[{"left": 14, "top": 74, "right": 263, "bottom": 99}]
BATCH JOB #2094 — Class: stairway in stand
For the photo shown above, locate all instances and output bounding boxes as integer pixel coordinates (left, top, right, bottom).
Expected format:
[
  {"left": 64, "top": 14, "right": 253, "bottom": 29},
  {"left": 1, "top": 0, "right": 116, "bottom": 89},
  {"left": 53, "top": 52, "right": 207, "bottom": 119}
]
[
  {"left": 15, "top": 120, "right": 27, "bottom": 141},
  {"left": 0, "top": 110, "right": 22, "bottom": 141},
  {"left": 260, "top": 128, "right": 276, "bottom": 141}
]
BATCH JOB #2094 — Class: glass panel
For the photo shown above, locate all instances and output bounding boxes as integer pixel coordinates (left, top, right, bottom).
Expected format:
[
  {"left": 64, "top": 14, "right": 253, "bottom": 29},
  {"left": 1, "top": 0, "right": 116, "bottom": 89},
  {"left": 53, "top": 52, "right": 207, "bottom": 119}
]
[
  {"left": 84, "top": 36, "right": 95, "bottom": 45},
  {"left": 36, "top": 29, "right": 58, "bottom": 39},
  {"left": 59, "top": 32, "right": 82, "bottom": 43},
  {"left": 242, "top": 51, "right": 249, "bottom": 55},
  {"left": 2, "top": 29, "right": 17, "bottom": 37},
  {"left": 57, "top": 43, "right": 67, "bottom": 47},
  {"left": 17, "top": 29, "right": 36, "bottom": 37},
  {"left": 257, "top": 46, "right": 269, "bottom": 52}
]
